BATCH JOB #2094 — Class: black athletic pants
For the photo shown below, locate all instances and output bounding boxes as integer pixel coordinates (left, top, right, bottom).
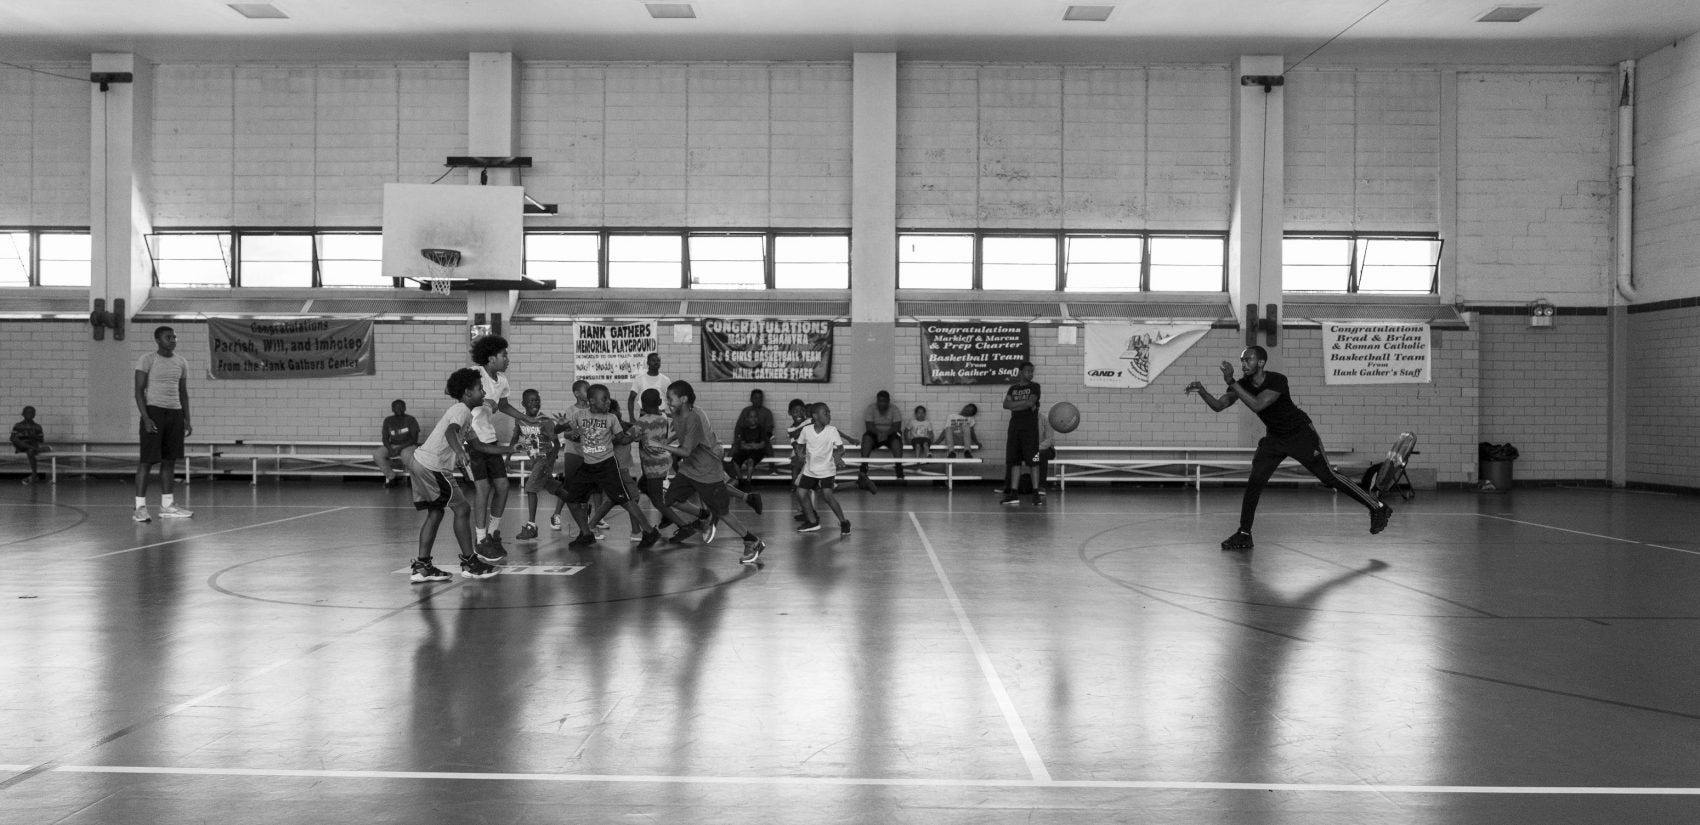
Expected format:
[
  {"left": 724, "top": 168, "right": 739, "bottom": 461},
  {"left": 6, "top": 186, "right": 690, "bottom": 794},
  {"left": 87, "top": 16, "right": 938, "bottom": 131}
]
[{"left": 1239, "top": 425, "right": 1381, "bottom": 532}]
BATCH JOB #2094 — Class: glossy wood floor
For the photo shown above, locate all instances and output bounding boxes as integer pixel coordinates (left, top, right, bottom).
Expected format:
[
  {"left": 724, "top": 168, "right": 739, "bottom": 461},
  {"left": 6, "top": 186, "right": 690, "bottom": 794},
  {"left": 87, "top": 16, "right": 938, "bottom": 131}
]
[{"left": 4, "top": 477, "right": 1699, "bottom": 823}]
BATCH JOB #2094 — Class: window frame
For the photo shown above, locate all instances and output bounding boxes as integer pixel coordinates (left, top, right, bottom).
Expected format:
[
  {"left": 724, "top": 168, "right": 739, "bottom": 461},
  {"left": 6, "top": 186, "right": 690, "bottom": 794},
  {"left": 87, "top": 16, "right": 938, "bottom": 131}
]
[
  {"left": 898, "top": 230, "right": 1230, "bottom": 293},
  {"left": 1282, "top": 231, "right": 1442, "bottom": 295},
  {"left": 0, "top": 227, "right": 93, "bottom": 288}
]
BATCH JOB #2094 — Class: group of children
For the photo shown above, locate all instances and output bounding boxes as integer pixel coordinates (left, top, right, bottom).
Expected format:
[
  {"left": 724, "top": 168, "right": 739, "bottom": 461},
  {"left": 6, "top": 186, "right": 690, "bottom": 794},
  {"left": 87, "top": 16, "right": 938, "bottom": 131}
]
[{"left": 407, "top": 335, "right": 769, "bottom": 583}]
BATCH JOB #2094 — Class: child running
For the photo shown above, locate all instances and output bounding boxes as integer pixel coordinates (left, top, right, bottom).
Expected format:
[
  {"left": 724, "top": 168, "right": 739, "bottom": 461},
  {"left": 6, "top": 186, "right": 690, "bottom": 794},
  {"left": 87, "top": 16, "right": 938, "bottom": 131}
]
[
  {"left": 656, "top": 381, "right": 766, "bottom": 565},
  {"left": 796, "top": 402, "right": 853, "bottom": 535},
  {"left": 407, "top": 368, "right": 510, "bottom": 581},
  {"left": 785, "top": 398, "right": 811, "bottom": 521},
  {"left": 560, "top": 384, "right": 662, "bottom": 549},
  {"left": 549, "top": 379, "right": 591, "bottom": 535},
  {"left": 513, "top": 389, "right": 562, "bottom": 542}
]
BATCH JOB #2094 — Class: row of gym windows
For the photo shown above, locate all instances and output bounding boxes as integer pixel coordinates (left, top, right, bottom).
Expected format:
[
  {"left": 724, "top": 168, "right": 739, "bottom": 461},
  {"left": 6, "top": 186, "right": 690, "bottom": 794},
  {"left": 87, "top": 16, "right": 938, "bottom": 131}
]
[{"left": 0, "top": 229, "right": 1440, "bottom": 295}]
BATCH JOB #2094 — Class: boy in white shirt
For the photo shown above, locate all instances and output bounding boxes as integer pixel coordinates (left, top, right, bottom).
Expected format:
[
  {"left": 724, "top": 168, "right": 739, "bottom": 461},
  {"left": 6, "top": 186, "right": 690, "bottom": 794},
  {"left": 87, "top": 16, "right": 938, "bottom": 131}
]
[
  {"left": 407, "top": 368, "right": 516, "bottom": 581},
  {"left": 796, "top": 403, "right": 854, "bottom": 535},
  {"left": 467, "top": 335, "right": 542, "bottom": 561}
]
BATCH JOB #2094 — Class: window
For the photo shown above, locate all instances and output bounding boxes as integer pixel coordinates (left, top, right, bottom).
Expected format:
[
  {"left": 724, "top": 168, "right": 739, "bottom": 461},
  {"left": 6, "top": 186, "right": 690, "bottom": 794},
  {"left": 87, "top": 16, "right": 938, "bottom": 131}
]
[
  {"left": 525, "top": 232, "right": 600, "bottom": 289},
  {"left": 0, "top": 233, "right": 28, "bottom": 287},
  {"left": 688, "top": 233, "right": 766, "bottom": 290},
  {"left": 239, "top": 234, "right": 314, "bottom": 287},
  {"left": 1063, "top": 235, "right": 1141, "bottom": 292},
  {"left": 898, "top": 234, "right": 973, "bottom": 289},
  {"left": 317, "top": 233, "right": 388, "bottom": 288},
  {"left": 1282, "top": 234, "right": 1441, "bottom": 294},
  {"left": 38, "top": 232, "right": 92, "bottom": 287},
  {"left": 608, "top": 233, "right": 683, "bottom": 289},
  {"left": 150, "top": 233, "right": 233, "bottom": 287},
  {"left": 1148, "top": 236, "right": 1226, "bottom": 292},
  {"left": 981, "top": 236, "right": 1058, "bottom": 291},
  {"left": 774, "top": 234, "right": 849, "bottom": 289}
]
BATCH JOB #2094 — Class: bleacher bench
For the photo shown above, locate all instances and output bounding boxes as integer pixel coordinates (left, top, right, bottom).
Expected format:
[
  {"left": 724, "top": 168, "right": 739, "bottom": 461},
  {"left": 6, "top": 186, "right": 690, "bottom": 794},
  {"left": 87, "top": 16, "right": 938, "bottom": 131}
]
[{"left": 1051, "top": 446, "right": 1357, "bottom": 491}]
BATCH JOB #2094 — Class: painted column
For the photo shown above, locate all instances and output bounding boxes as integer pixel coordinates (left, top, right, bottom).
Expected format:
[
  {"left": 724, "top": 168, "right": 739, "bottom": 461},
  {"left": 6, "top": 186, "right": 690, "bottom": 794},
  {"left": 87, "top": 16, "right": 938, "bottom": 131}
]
[
  {"left": 466, "top": 52, "right": 520, "bottom": 332},
  {"left": 88, "top": 53, "right": 154, "bottom": 437},
  {"left": 1228, "top": 56, "right": 1285, "bottom": 444},
  {"left": 851, "top": 53, "right": 898, "bottom": 414}
]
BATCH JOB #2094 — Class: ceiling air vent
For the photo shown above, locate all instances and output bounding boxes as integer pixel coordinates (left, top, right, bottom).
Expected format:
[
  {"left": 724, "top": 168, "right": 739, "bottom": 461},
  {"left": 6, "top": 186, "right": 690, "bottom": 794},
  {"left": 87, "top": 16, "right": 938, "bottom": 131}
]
[
  {"left": 1063, "top": 5, "right": 1115, "bottom": 21},
  {"left": 227, "top": 3, "right": 289, "bottom": 18},
  {"left": 1476, "top": 6, "right": 1542, "bottom": 23},
  {"left": 645, "top": 3, "right": 697, "bottom": 18}
]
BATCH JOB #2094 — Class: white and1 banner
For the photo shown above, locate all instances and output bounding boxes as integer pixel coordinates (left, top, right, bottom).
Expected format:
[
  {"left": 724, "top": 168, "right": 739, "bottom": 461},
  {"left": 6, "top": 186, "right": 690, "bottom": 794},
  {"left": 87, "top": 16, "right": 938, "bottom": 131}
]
[
  {"left": 1083, "top": 323, "right": 1211, "bottom": 389},
  {"left": 574, "top": 321, "right": 658, "bottom": 385},
  {"left": 1322, "top": 322, "right": 1430, "bottom": 384}
]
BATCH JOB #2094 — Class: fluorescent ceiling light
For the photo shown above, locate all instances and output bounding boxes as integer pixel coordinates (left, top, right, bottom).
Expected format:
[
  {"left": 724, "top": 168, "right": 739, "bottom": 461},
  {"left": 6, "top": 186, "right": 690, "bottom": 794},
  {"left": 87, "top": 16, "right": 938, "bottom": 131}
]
[
  {"left": 1063, "top": 5, "right": 1115, "bottom": 21},
  {"left": 228, "top": 3, "right": 289, "bottom": 18},
  {"left": 645, "top": 3, "right": 696, "bottom": 18},
  {"left": 1477, "top": 6, "right": 1541, "bottom": 23}
]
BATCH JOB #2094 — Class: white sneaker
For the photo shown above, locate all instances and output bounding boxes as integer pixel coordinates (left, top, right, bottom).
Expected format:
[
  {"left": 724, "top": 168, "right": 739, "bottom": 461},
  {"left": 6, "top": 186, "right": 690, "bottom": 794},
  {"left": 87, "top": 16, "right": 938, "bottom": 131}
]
[
  {"left": 549, "top": 514, "right": 563, "bottom": 531},
  {"left": 132, "top": 506, "right": 152, "bottom": 523},
  {"left": 158, "top": 504, "right": 194, "bottom": 519}
]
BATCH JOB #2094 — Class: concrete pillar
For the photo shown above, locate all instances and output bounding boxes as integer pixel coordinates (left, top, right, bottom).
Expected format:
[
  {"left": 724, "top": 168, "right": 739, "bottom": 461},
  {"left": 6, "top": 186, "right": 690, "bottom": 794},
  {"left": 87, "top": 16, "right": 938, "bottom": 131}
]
[
  {"left": 851, "top": 53, "right": 898, "bottom": 411},
  {"left": 466, "top": 52, "right": 520, "bottom": 331},
  {"left": 89, "top": 53, "right": 154, "bottom": 436},
  {"left": 1228, "top": 56, "right": 1284, "bottom": 444}
]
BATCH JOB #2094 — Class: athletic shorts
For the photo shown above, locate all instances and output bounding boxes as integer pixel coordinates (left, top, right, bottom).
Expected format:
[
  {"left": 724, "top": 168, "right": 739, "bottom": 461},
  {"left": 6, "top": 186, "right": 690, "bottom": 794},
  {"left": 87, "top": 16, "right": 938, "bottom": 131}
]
[
  {"left": 139, "top": 406, "right": 186, "bottom": 463},
  {"left": 468, "top": 445, "right": 508, "bottom": 481},
  {"left": 408, "top": 458, "right": 466, "bottom": 512},
  {"left": 524, "top": 447, "right": 560, "bottom": 493},
  {"left": 565, "top": 459, "right": 630, "bottom": 505},
  {"left": 638, "top": 474, "right": 668, "bottom": 501},
  {"left": 556, "top": 452, "right": 585, "bottom": 486},
  {"left": 1005, "top": 426, "right": 1039, "bottom": 466},
  {"left": 731, "top": 444, "right": 772, "bottom": 465},
  {"left": 665, "top": 473, "right": 731, "bottom": 517},
  {"left": 797, "top": 474, "right": 837, "bottom": 491}
]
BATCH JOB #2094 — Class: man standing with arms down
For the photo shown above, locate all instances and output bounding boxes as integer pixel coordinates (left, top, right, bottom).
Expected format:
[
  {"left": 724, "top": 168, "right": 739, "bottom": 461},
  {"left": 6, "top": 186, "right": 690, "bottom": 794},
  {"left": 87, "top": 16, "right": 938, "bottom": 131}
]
[
  {"left": 1000, "top": 361, "right": 1042, "bottom": 507},
  {"left": 133, "top": 326, "right": 193, "bottom": 522},
  {"left": 1186, "top": 346, "right": 1392, "bottom": 550},
  {"left": 627, "top": 352, "right": 670, "bottom": 425}
]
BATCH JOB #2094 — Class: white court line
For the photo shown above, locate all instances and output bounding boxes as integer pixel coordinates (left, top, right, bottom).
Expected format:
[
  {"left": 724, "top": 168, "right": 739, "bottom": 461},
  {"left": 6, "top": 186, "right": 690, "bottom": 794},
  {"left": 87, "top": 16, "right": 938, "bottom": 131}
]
[
  {"left": 1476, "top": 514, "right": 1700, "bottom": 558},
  {"left": 85, "top": 508, "right": 351, "bottom": 559},
  {"left": 26, "top": 764, "right": 1700, "bottom": 795},
  {"left": 907, "top": 511, "right": 1052, "bottom": 783}
]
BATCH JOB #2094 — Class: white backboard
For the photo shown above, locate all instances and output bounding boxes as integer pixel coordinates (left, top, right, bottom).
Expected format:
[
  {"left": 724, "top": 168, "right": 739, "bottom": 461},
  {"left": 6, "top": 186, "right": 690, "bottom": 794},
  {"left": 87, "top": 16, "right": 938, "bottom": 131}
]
[{"left": 381, "top": 183, "right": 524, "bottom": 282}]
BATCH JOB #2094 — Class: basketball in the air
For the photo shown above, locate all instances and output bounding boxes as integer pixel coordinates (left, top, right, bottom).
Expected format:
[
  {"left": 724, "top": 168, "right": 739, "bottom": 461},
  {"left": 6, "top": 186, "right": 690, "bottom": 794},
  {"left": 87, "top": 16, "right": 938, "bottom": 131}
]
[{"left": 1047, "top": 401, "right": 1080, "bottom": 434}]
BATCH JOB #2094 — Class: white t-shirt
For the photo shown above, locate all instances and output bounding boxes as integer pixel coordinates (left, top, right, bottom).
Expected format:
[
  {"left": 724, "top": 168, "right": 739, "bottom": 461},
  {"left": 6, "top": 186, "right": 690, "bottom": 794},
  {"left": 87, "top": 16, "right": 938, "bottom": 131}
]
[
  {"left": 471, "top": 368, "right": 510, "bottom": 444},
  {"left": 135, "top": 351, "right": 189, "bottom": 409},
  {"left": 415, "top": 403, "right": 473, "bottom": 473},
  {"left": 628, "top": 372, "right": 670, "bottom": 410},
  {"left": 798, "top": 424, "right": 846, "bottom": 479}
]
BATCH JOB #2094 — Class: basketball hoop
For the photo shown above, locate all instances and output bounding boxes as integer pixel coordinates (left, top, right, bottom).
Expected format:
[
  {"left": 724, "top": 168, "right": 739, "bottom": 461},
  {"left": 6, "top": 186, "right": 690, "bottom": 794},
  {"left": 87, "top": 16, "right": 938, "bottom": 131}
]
[{"left": 420, "top": 248, "right": 462, "bottom": 295}]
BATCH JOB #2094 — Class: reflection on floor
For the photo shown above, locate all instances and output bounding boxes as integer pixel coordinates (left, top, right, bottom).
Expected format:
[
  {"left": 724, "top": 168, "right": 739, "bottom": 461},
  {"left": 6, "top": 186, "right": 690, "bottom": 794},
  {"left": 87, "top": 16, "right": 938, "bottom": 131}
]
[{"left": 3, "top": 479, "right": 1699, "bottom": 823}]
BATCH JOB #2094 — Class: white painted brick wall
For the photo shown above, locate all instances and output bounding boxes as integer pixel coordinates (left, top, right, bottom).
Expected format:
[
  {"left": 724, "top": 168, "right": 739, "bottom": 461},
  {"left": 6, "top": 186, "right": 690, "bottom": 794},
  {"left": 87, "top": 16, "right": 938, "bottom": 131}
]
[
  {"left": 1628, "top": 306, "right": 1700, "bottom": 487},
  {"left": 1285, "top": 69, "right": 1440, "bottom": 231},
  {"left": 603, "top": 64, "right": 689, "bottom": 226},
  {"left": 1632, "top": 36, "right": 1700, "bottom": 306},
  {"left": 1477, "top": 314, "right": 1610, "bottom": 480},
  {"left": 1062, "top": 66, "right": 1146, "bottom": 228},
  {"left": 0, "top": 64, "right": 91, "bottom": 226}
]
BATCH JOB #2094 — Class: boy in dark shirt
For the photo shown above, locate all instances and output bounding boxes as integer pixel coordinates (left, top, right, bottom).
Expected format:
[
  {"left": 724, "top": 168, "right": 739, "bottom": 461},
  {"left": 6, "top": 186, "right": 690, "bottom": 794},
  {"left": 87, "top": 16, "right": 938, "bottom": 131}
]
[
  {"left": 1187, "top": 346, "right": 1392, "bottom": 550},
  {"left": 1000, "top": 362, "right": 1042, "bottom": 506},
  {"left": 10, "top": 406, "right": 48, "bottom": 484}
]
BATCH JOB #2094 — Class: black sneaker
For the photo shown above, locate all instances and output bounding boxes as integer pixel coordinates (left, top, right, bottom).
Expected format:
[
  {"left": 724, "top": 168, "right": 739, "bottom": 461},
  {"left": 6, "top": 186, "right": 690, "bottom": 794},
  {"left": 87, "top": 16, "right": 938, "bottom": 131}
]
[
  {"left": 637, "top": 529, "right": 662, "bottom": 550},
  {"left": 410, "top": 560, "right": 452, "bottom": 583},
  {"left": 475, "top": 535, "right": 507, "bottom": 564},
  {"left": 792, "top": 512, "right": 807, "bottom": 522},
  {"left": 740, "top": 538, "right": 765, "bottom": 565},
  {"left": 1031, "top": 494, "right": 1045, "bottom": 507},
  {"left": 840, "top": 519, "right": 851, "bottom": 535},
  {"left": 1000, "top": 494, "right": 1020, "bottom": 506},
  {"left": 1220, "top": 530, "right": 1254, "bottom": 551},
  {"left": 856, "top": 477, "right": 878, "bottom": 495},
  {"left": 459, "top": 555, "right": 499, "bottom": 579},
  {"left": 747, "top": 492, "right": 764, "bottom": 515},
  {"left": 568, "top": 534, "right": 597, "bottom": 548},
  {"left": 671, "top": 521, "right": 701, "bottom": 543},
  {"left": 797, "top": 521, "right": 822, "bottom": 533},
  {"left": 1370, "top": 503, "right": 1393, "bottom": 535}
]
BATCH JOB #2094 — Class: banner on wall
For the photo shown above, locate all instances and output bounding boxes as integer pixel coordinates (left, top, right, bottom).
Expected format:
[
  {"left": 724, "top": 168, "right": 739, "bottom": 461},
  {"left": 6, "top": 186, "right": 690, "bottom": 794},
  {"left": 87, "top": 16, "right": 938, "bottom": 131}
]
[
  {"left": 920, "top": 322, "right": 1031, "bottom": 385},
  {"left": 206, "top": 317, "right": 375, "bottom": 380},
  {"left": 1082, "top": 322, "right": 1210, "bottom": 389},
  {"left": 700, "top": 318, "right": 833, "bottom": 382},
  {"left": 1322, "top": 321, "right": 1431, "bottom": 384},
  {"left": 575, "top": 321, "right": 658, "bottom": 384}
]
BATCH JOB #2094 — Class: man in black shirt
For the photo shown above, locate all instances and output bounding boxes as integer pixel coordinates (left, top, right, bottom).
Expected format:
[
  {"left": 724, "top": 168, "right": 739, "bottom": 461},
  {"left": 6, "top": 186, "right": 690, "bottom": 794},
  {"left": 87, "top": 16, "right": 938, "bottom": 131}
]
[
  {"left": 1001, "top": 361, "right": 1043, "bottom": 507},
  {"left": 1187, "top": 346, "right": 1391, "bottom": 549}
]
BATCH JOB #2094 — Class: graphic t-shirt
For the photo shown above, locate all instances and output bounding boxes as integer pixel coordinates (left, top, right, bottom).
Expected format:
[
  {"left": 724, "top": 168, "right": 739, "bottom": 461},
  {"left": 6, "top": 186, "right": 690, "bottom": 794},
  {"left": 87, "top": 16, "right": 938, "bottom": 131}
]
[
  {"left": 675, "top": 407, "right": 726, "bottom": 484},
  {"left": 634, "top": 413, "right": 674, "bottom": 479},
  {"left": 799, "top": 424, "right": 846, "bottom": 478},
  {"left": 415, "top": 404, "right": 473, "bottom": 473},
  {"left": 557, "top": 403, "right": 589, "bottom": 457},
  {"left": 514, "top": 419, "right": 546, "bottom": 459},
  {"left": 567, "top": 408, "right": 623, "bottom": 465},
  {"left": 904, "top": 418, "right": 934, "bottom": 442},
  {"left": 945, "top": 413, "right": 977, "bottom": 443},
  {"left": 1005, "top": 381, "right": 1042, "bottom": 432},
  {"left": 382, "top": 413, "right": 420, "bottom": 448},
  {"left": 11, "top": 419, "right": 44, "bottom": 450},
  {"left": 135, "top": 351, "right": 189, "bottom": 409},
  {"left": 1237, "top": 371, "right": 1312, "bottom": 438}
]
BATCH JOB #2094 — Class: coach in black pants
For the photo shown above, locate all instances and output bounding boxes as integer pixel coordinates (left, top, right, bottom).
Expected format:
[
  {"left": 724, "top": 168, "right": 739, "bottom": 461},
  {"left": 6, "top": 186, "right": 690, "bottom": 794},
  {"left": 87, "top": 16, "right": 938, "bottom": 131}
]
[{"left": 1187, "top": 346, "right": 1391, "bottom": 550}]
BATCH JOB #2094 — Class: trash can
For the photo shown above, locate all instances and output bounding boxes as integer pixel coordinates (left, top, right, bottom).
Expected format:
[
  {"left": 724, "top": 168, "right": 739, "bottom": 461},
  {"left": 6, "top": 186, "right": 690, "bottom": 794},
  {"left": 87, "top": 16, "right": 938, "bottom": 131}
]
[{"left": 1477, "top": 442, "right": 1519, "bottom": 492}]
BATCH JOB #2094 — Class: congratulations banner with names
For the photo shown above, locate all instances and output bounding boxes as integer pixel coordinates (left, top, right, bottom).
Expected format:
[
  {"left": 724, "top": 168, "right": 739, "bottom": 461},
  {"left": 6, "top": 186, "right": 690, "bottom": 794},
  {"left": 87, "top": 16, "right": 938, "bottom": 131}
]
[
  {"left": 575, "top": 321, "right": 658, "bottom": 384},
  {"left": 700, "top": 318, "right": 833, "bottom": 382},
  {"left": 207, "top": 317, "right": 375, "bottom": 379},
  {"left": 1083, "top": 322, "right": 1210, "bottom": 388},
  {"left": 1322, "top": 322, "right": 1431, "bottom": 384},
  {"left": 920, "top": 322, "right": 1031, "bottom": 385}
]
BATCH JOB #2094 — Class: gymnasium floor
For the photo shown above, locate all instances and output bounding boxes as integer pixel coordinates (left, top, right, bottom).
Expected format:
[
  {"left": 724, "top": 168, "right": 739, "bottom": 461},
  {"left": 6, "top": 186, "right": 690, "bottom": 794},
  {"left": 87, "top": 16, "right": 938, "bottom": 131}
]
[{"left": 3, "top": 477, "right": 1699, "bottom": 824}]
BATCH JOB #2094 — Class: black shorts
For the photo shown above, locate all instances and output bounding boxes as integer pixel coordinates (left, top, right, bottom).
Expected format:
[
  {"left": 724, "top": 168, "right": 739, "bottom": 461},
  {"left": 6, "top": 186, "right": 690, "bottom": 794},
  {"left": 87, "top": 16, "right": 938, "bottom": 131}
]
[
  {"left": 468, "top": 446, "right": 508, "bottom": 481},
  {"left": 139, "top": 406, "right": 186, "bottom": 463},
  {"left": 665, "top": 474, "right": 731, "bottom": 516},
  {"left": 1006, "top": 426, "right": 1040, "bottom": 466},
  {"left": 565, "top": 459, "right": 631, "bottom": 505},
  {"left": 731, "top": 444, "right": 772, "bottom": 465},
  {"left": 797, "top": 474, "right": 837, "bottom": 491}
]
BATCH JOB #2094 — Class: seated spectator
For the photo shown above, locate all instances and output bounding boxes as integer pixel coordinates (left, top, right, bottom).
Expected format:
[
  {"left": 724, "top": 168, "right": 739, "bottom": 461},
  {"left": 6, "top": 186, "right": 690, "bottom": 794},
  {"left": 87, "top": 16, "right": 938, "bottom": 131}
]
[
  {"left": 859, "top": 390, "right": 905, "bottom": 484},
  {"left": 10, "top": 405, "right": 49, "bottom": 485},
  {"left": 935, "top": 403, "right": 981, "bottom": 458},
  {"left": 730, "top": 389, "right": 775, "bottom": 491},
  {"left": 904, "top": 405, "right": 935, "bottom": 460},
  {"left": 372, "top": 399, "right": 420, "bottom": 487}
]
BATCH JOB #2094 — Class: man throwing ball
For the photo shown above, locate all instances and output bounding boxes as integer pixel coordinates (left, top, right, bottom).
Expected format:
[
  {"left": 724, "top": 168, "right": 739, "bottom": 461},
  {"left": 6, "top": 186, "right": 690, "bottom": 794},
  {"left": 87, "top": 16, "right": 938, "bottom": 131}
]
[{"left": 1186, "top": 346, "right": 1391, "bottom": 550}]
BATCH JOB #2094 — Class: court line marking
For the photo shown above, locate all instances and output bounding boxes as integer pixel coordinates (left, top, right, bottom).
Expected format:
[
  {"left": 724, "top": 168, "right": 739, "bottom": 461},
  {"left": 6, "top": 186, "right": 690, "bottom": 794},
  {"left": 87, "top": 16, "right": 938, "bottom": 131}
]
[
  {"left": 908, "top": 511, "right": 1052, "bottom": 783},
  {"left": 1473, "top": 514, "right": 1700, "bottom": 558},
  {"left": 85, "top": 508, "right": 351, "bottom": 559},
  {"left": 15, "top": 764, "right": 1700, "bottom": 795}
]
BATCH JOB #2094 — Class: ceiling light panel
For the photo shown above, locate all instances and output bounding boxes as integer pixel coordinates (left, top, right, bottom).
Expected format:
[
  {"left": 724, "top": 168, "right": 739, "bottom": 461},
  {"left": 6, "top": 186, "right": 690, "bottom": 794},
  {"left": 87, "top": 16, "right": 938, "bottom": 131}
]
[
  {"left": 1063, "top": 5, "right": 1115, "bottom": 21},
  {"left": 1477, "top": 6, "right": 1542, "bottom": 23},
  {"left": 645, "top": 3, "right": 696, "bottom": 18}
]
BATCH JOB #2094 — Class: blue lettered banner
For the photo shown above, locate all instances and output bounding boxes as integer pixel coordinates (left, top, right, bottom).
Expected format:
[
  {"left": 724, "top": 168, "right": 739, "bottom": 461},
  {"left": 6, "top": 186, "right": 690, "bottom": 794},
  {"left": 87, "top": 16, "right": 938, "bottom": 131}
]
[{"left": 207, "top": 317, "right": 375, "bottom": 380}]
